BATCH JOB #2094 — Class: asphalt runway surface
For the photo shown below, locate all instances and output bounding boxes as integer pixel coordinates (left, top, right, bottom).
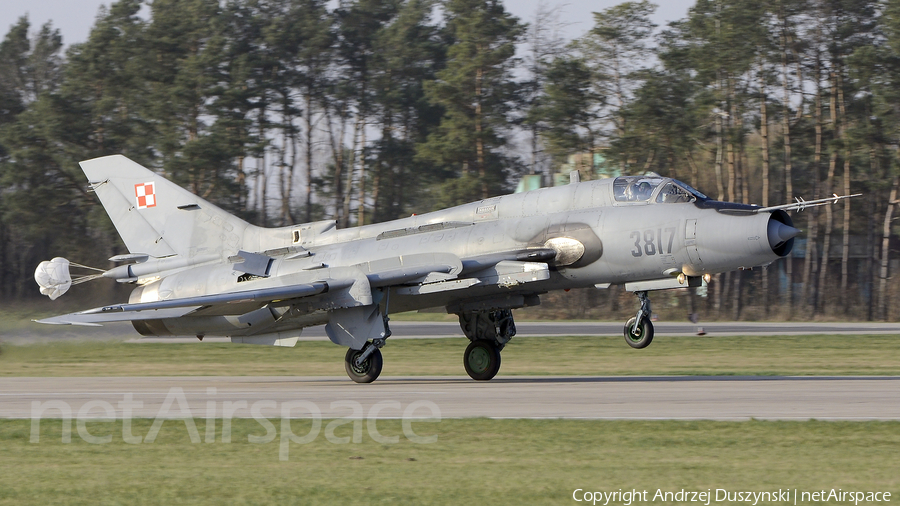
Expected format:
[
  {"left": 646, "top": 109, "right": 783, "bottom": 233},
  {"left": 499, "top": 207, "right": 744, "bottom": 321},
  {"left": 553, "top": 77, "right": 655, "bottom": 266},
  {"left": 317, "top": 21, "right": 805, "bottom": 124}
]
[
  {"left": 3, "top": 375, "right": 899, "bottom": 420},
  {"left": 7, "top": 321, "right": 899, "bottom": 421}
]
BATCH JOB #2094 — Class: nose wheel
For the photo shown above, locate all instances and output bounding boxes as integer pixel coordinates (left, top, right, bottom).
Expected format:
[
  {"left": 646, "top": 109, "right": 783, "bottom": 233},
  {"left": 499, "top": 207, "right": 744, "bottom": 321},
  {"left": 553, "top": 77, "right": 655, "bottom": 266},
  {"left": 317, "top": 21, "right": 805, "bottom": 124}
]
[
  {"left": 624, "top": 290, "right": 654, "bottom": 349},
  {"left": 624, "top": 316, "right": 654, "bottom": 348}
]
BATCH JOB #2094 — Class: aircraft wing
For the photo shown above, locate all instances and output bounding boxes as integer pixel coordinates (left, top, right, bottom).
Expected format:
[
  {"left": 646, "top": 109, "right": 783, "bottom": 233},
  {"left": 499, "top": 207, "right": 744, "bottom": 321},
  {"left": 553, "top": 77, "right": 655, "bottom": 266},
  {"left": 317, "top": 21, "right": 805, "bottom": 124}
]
[{"left": 34, "top": 280, "right": 350, "bottom": 326}]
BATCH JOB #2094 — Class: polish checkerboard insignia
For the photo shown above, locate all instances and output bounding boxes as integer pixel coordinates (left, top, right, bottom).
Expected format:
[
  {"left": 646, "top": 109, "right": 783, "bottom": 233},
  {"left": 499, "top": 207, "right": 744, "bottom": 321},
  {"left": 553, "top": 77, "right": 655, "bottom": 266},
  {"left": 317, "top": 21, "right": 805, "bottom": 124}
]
[{"left": 134, "top": 182, "right": 157, "bottom": 209}]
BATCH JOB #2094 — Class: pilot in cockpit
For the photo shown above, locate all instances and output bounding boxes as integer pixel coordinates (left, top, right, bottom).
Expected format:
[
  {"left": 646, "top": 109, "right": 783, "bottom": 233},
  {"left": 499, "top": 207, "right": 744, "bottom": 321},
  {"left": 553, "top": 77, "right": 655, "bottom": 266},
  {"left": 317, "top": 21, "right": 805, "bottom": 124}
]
[{"left": 626, "top": 181, "right": 653, "bottom": 201}]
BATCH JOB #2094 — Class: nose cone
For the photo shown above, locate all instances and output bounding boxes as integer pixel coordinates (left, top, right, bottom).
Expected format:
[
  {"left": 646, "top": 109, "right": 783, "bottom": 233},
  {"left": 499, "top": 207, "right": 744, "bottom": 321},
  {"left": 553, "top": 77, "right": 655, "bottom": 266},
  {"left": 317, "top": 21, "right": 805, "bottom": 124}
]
[{"left": 767, "top": 219, "right": 800, "bottom": 250}]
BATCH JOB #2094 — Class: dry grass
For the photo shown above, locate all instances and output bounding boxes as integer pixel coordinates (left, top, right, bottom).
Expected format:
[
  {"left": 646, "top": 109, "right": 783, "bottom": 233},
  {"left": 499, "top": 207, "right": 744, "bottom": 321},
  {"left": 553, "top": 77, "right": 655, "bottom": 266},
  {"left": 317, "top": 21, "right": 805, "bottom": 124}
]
[
  {"left": 0, "top": 334, "right": 898, "bottom": 377},
  {"left": 0, "top": 418, "right": 897, "bottom": 505}
]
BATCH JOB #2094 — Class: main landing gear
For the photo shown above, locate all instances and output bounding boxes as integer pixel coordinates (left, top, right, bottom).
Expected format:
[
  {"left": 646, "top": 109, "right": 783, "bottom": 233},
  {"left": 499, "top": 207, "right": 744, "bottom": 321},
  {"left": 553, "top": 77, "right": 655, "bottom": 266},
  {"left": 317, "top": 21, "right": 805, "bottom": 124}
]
[
  {"left": 624, "top": 290, "right": 654, "bottom": 349},
  {"left": 458, "top": 309, "right": 516, "bottom": 381},
  {"left": 343, "top": 308, "right": 392, "bottom": 384}
]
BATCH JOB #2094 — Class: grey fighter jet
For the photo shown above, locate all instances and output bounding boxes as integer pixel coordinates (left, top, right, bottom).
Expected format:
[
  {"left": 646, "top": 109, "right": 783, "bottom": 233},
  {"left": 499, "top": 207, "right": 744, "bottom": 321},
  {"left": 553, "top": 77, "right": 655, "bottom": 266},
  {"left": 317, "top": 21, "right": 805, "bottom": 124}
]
[{"left": 35, "top": 155, "right": 856, "bottom": 382}]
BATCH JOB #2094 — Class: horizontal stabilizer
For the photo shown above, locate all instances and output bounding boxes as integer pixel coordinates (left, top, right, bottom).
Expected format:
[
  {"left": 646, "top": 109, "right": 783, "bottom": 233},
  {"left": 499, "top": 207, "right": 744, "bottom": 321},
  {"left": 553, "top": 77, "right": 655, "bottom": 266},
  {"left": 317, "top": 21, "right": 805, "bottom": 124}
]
[
  {"left": 34, "top": 279, "right": 352, "bottom": 326},
  {"left": 35, "top": 307, "right": 200, "bottom": 326}
]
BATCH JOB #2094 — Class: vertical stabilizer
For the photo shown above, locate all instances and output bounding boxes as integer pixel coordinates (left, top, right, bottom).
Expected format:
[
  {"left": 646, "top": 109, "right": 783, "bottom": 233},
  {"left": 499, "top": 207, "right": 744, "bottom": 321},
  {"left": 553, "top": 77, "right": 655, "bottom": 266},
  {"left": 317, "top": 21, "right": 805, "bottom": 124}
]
[{"left": 80, "top": 155, "right": 252, "bottom": 259}]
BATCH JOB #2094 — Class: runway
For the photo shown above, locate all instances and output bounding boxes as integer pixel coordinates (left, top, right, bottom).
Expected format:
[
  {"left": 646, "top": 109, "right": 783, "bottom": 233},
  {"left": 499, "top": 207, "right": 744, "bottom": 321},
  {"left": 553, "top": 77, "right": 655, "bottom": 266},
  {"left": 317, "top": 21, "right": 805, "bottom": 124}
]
[{"left": 3, "top": 375, "right": 899, "bottom": 421}]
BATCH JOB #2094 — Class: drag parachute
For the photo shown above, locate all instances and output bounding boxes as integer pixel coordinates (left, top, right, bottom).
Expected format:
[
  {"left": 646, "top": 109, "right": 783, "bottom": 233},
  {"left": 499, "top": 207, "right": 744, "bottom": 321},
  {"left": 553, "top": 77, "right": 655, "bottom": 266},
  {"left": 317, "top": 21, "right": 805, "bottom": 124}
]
[{"left": 34, "top": 257, "right": 72, "bottom": 300}]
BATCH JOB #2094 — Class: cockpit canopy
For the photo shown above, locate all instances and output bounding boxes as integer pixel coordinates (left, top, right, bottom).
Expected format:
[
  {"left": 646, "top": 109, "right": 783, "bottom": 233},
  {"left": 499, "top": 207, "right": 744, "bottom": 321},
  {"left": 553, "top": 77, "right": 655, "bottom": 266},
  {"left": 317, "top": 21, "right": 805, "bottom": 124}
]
[{"left": 613, "top": 176, "right": 708, "bottom": 204}]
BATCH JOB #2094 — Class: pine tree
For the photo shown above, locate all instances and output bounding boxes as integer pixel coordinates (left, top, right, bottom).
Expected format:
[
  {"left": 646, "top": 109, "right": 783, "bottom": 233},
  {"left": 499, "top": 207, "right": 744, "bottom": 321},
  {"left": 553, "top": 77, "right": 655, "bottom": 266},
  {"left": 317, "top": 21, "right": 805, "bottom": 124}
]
[{"left": 418, "top": 0, "right": 524, "bottom": 205}]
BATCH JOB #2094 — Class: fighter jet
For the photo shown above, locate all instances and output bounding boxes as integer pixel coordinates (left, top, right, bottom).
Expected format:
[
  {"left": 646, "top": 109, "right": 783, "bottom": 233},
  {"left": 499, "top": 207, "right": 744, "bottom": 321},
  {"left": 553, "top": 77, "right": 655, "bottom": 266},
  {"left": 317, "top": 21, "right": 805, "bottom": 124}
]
[{"left": 34, "top": 155, "right": 856, "bottom": 382}]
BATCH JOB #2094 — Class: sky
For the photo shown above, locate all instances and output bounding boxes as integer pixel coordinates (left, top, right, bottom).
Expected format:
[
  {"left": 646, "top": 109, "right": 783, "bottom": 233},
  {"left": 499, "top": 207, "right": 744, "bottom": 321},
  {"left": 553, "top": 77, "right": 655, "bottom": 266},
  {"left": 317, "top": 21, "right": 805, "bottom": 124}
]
[{"left": 0, "top": 0, "right": 695, "bottom": 49}]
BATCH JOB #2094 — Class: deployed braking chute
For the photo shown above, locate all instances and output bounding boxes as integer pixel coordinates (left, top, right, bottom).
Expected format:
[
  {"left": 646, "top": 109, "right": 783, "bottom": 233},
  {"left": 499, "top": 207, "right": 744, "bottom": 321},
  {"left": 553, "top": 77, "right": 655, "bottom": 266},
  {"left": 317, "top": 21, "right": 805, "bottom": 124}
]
[{"left": 34, "top": 258, "right": 105, "bottom": 301}]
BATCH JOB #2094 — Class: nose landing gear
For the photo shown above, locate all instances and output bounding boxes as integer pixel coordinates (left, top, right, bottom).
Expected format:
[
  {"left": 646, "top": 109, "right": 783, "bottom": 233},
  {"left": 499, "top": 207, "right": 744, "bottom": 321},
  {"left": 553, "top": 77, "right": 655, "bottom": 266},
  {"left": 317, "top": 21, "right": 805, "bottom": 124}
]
[{"left": 624, "top": 290, "right": 654, "bottom": 349}]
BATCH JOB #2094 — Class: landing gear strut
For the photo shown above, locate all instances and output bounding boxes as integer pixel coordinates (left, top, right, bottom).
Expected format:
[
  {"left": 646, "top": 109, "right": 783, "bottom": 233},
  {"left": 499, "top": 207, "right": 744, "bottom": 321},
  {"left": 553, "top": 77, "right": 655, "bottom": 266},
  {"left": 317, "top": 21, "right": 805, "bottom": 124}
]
[
  {"left": 624, "top": 291, "right": 654, "bottom": 349},
  {"left": 458, "top": 309, "right": 516, "bottom": 381}
]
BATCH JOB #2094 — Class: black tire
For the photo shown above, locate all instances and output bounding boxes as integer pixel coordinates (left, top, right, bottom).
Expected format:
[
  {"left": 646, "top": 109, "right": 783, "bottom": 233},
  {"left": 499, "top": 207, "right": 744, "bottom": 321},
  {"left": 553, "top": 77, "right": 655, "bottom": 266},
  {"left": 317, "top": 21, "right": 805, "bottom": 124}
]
[
  {"left": 624, "top": 316, "right": 654, "bottom": 349},
  {"left": 463, "top": 340, "right": 501, "bottom": 381},
  {"left": 344, "top": 347, "right": 383, "bottom": 383}
]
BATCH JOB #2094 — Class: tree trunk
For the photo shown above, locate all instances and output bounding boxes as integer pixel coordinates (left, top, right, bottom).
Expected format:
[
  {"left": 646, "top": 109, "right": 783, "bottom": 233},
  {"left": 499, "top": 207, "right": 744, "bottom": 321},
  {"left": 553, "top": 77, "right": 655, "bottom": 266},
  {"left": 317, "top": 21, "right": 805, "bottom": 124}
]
[
  {"left": 760, "top": 68, "right": 770, "bottom": 315},
  {"left": 343, "top": 115, "right": 362, "bottom": 227},
  {"left": 279, "top": 94, "right": 295, "bottom": 226},
  {"left": 372, "top": 116, "right": 391, "bottom": 223},
  {"left": 781, "top": 39, "right": 793, "bottom": 310},
  {"left": 324, "top": 101, "right": 347, "bottom": 224},
  {"left": 715, "top": 113, "right": 725, "bottom": 201},
  {"left": 0, "top": 221, "right": 6, "bottom": 299},
  {"left": 841, "top": 156, "right": 851, "bottom": 298},
  {"left": 685, "top": 150, "right": 700, "bottom": 189},
  {"left": 357, "top": 115, "right": 366, "bottom": 226},
  {"left": 865, "top": 149, "right": 877, "bottom": 320},
  {"left": 879, "top": 176, "right": 898, "bottom": 320},
  {"left": 357, "top": 78, "right": 368, "bottom": 226},
  {"left": 258, "top": 152, "right": 267, "bottom": 227},
  {"left": 837, "top": 70, "right": 851, "bottom": 300},
  {"left": 731, "top": 271, "right": 742, "bottom": 320},
  {"left": 817, "top": 71, "right": 839, "bottom": 314},
  {"left": 726, "top": 78, "right": 736, "bottom": 203},
  {"left": 305, "top": 91, "right": 314, "bottom": 223},
  {"left": 804, "top": 52, "right": 823, "bottom": 309},
  {"left": 475, "top": 61, "right": 487, "bottom": 199},
  {"left": 257, "top": 104, "right": 268, "bottom": 227},
  {"left": 237, "top": 154, "right": 247, "bottom": 213},
  {"left": 714, "top": 273, "right": 723, "bottom": 317},
  {"left": 641, "top": 150, "right": 655, "bottom": 172},
  {"left": 760, "top": 71, "right": 770, "bottom": 208}
]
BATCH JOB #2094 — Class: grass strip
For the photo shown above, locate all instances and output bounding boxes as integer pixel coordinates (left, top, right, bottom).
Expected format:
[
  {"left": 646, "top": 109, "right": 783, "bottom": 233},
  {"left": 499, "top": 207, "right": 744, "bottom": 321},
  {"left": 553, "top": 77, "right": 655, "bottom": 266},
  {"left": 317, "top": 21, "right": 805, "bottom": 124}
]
[
  {"left": 1, "top": 334, "right": 899, "bottom": 377},
  {"left": 1, "top": 418, "right": 897, "bottom": 505}
]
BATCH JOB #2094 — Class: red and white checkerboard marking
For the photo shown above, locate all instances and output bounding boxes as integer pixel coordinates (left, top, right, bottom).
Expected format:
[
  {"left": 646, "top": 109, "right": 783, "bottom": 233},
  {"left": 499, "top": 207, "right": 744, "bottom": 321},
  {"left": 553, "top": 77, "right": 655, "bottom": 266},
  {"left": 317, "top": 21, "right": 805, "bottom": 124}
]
[{"left": 134, "top": 182, "right": 157, "bottom": 209}]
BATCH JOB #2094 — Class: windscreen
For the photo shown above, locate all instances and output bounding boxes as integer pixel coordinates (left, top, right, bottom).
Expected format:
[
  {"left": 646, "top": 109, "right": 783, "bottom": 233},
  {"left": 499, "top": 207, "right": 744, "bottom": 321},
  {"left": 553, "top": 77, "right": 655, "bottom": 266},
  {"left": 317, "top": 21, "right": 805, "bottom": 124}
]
[{"left": 656, "top": 182, "right": 696, "bottom": 203}]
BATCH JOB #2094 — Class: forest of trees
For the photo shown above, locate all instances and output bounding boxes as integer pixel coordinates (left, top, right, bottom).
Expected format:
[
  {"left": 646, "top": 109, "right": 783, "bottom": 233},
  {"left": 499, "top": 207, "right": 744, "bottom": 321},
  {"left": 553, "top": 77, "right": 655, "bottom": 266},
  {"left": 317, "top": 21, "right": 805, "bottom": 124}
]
[{"left": 0, "top": 0, "right": 898, "bottom": 321}]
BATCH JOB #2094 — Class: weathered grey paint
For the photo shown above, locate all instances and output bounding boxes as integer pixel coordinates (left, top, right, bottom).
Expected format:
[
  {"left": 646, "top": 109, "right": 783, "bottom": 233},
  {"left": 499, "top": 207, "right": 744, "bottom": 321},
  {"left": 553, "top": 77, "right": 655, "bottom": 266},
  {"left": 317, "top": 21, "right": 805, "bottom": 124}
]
[{"left": 39, "top": 155, "right": 798, "bottom": 347}]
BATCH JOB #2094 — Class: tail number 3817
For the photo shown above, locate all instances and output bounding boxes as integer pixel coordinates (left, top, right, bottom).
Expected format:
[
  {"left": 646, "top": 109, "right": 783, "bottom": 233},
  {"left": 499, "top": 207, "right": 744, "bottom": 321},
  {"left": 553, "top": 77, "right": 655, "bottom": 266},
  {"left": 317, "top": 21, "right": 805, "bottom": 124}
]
[{"left": 630, "top": 227, "right": 676, "bottom": 257}]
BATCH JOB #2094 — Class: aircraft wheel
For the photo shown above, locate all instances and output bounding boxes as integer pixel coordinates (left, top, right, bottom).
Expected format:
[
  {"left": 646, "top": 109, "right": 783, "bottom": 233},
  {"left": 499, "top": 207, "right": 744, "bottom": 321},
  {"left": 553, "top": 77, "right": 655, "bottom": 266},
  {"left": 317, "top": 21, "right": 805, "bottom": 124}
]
[
  {"left": 463, "top": 340, "right": 501, "bottom": 381},
  {"left": 624, "top": 317, "right": 654, "bottom": 349},
  {"left": 344, "top": 347, "right": 383, "bottom": 383}
]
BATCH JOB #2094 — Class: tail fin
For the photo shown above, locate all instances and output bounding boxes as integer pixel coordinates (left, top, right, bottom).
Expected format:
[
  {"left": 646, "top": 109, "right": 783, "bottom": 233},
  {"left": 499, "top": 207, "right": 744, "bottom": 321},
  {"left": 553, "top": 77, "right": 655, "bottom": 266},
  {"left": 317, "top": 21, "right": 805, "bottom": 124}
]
[{"left": 80, "top": 155, "right": 251, "bottom": 259}]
